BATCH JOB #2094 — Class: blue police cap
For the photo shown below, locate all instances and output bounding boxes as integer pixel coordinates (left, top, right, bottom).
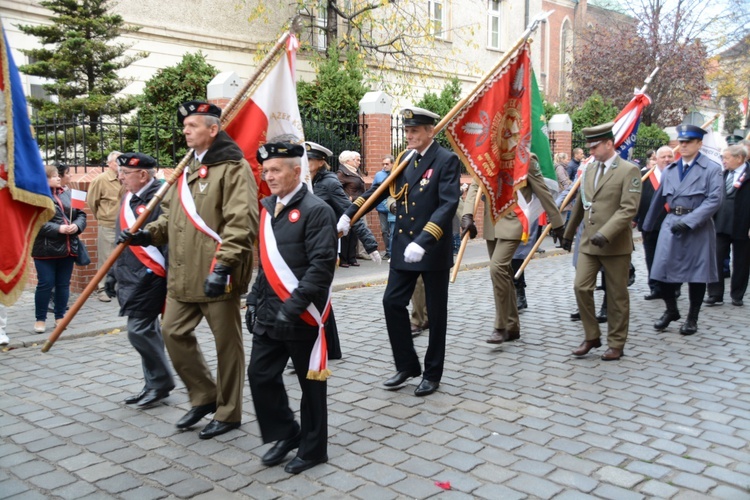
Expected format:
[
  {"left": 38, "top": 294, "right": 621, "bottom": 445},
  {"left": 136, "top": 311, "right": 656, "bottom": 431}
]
[{"left": 676, "top": 124, "right": 706, "bottom": 141}]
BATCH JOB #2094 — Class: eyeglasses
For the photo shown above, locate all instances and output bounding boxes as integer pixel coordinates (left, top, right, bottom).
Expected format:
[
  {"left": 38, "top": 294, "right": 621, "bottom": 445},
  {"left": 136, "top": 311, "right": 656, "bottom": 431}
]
[{"left": 119, "top": 169, "right": 140, "bottom": 176}]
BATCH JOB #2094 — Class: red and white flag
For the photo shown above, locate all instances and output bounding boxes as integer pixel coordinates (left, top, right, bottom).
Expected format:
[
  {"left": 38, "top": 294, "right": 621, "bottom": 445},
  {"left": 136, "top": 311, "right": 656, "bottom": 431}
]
[
  {"left": 446, "top": 42, "right": 532, "bottom": 224},
  {"left": 224, "top": 35, "right": 308, "bottom": 204},
  {"left": 70, "top": 188, "right": 87, "bottom": 209}
]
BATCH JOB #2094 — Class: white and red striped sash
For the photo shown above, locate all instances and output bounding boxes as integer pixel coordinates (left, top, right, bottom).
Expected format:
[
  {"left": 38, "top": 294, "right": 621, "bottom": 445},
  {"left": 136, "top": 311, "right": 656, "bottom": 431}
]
[
  {"left": 178, "top": 165, "right": 224, "bottom": 274},
  {"left": 120, "top": 192, "right": 166, "bottom": 277}
]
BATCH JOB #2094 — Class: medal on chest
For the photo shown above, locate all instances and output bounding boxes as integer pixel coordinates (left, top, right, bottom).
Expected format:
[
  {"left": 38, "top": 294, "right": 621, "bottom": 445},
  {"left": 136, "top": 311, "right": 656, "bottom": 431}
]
[
  {"left": 288, "top": 209, "right": 301, "bottom": 223},
  {"left": 419, "top": 169, "right": 433, "bottom": 187},
  {"left": 198, "top": 165, "right": 208, "bottom": 178},
  {"left": 135, "top": 205, "right": 146, "bottom": 216}
]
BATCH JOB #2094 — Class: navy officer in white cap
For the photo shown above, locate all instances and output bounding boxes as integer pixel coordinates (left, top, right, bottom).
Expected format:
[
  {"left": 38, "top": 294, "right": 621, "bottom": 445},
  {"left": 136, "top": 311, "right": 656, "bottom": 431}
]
[
  {"left": 644, "top": 124, "right": 723, "bottom": 335},
  {"left": 337, "top": 106, "right": 461, "bottom": 396}
]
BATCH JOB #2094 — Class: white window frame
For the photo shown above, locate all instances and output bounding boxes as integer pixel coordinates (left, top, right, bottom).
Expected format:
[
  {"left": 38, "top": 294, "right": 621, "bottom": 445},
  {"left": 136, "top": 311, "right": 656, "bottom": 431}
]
[
  {"left": 487, "top": 0, "right": 502, "bottom": 49},
  {"left": 428, "top": 0, "right": 447, "bottom": 40}
]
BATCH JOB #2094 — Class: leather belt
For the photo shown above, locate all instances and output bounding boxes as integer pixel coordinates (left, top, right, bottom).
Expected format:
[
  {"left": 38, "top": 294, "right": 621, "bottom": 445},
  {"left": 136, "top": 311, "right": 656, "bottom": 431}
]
[{"left": 670, "top": 206, "right": 693, "bottom": 215}]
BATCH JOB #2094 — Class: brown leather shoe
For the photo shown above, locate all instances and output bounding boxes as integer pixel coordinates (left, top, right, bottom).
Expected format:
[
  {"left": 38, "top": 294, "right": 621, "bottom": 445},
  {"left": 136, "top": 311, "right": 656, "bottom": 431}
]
[
  {"left": 572, "top": 338, "right": 602, "bottom": 356},
  {"left": 486, "top": 328, "right": 506, "bottom": 344},
  {"left": 601, "top": 347, "right": 623, "bottom": 361}
]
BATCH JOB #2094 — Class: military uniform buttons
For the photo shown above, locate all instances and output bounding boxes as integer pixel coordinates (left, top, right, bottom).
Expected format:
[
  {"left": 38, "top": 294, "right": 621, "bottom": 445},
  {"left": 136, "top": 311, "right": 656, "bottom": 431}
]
[
  {"left": 412, "top": 202, "right": 416, "bottom": 206},
  {"left": 409, "top": 231, "right": 413, "bottom": 235},
  {"left": 398, "top": 215, "right": 403, "bottom": 219},
  {"left": 399, "top": 229, "right": 403, "bottom": 233},
  {"left": 410, "top": 217, "right": 415, "bottom": 221}
]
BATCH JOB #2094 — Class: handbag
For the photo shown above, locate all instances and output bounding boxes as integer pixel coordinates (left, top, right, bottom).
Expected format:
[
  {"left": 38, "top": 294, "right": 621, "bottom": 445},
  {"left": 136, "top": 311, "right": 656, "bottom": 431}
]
[{"left": 74, "top": 238, "right": 91, "bottom": 266}]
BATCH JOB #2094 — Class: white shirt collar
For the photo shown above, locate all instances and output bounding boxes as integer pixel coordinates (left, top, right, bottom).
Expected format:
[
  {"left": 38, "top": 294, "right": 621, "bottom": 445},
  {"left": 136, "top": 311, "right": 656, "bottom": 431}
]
[
  {"left": 417, "top": 141, "right": 435, "bottom": 157},
  {"left": 277, "top": 182, "right": 304, "bottom": 207},
  {"left": 194, "top": 150, "right": 207, "bottom": 163}
]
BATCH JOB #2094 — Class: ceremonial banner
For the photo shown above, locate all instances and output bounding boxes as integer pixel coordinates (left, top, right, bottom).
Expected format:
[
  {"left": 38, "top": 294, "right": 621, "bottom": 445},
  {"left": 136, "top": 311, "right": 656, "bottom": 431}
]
[
  {"left": 0, "top": 21, "right": 55, "bottom": 306},
  {"left": 224, "top": 35, "right": 308, "bottom": 204},
  {"left": 612, "top": 90, "right": 652, "bottom": 160},
  {"left": 446, "top": 42, "right": 532, "bottom": 224}
]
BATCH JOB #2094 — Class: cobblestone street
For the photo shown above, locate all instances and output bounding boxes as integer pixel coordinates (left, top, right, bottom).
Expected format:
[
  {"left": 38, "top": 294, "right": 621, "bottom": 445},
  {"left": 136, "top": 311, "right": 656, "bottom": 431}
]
[{"left": 2, "top": 244, "right": 749, "bottom": 499}]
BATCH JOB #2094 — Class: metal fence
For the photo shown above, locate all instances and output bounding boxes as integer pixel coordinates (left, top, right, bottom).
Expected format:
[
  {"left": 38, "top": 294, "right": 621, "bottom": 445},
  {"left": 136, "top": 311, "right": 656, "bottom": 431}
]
[{"left": 31, "top": 108, "right": 365, "bottom": 172}]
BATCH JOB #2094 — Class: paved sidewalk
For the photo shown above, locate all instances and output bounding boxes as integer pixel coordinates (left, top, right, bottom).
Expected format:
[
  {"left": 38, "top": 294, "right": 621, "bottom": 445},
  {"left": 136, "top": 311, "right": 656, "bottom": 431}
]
[{"left": 2, "top": 240, "right": 749, "bottom": 499}]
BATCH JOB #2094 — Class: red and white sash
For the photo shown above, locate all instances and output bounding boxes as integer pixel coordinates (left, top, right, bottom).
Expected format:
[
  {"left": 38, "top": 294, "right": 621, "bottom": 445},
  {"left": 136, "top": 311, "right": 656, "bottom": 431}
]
[
  {"left": 259, "top": 208, "right": 332, "bottom": 381},
  {"left": 120, "top": 192, "right": 166, "bottom": 277},
  {"left": 178, "top": 166, "right": 226, "bottom": 280}
]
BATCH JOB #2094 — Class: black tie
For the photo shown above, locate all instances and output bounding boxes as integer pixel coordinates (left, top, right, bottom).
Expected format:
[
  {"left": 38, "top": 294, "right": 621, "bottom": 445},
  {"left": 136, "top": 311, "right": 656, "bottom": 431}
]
[{"left": 413, "top": 153, "right": 422, "bottom": 168}]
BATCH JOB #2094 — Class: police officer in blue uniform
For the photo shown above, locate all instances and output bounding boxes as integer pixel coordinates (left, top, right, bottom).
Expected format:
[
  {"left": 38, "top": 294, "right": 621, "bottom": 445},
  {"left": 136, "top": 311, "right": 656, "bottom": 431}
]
[{"left": 338, "top": 107, "right": 461, "bottom": 396}]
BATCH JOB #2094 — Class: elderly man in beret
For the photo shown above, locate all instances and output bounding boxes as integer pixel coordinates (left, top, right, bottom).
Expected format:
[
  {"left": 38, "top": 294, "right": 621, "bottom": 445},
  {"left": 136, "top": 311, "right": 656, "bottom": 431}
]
[
  {"left": 119, "top": 101, "right": 258, "bottom": 439},
  {"left": 561, "top": 122, "right": 641, "bottom": 361},
  {"left": 108, "top": 152, "right": 174, "bottom": 408},
  {"left": 246, "top": 139, "right": 337, "bottom": 474}
]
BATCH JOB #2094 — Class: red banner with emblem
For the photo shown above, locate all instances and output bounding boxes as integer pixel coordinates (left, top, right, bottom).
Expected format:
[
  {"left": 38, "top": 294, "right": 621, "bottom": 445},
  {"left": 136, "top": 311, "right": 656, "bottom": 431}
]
[{"left": 446, "top": 42, "right": 532, "bottom": 224}]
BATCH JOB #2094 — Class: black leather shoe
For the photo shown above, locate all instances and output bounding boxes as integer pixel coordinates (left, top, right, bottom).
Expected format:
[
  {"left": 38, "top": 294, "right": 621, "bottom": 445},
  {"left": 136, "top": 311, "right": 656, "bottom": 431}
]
[
  {"left": 414, "top": 379, "right": 440, "bottom": 397},
  {"left": 679, "top": 318, "right": 698, "bottom": 336},
  {"left": 703, "top": 296, "right": 723, "bottom": 306},
  {"left": 199, "top": 419, "right": 241, "bottom": 439},
  {"left": 654, "top": 311, "right": 680, "bottom": 330},
  {"left": 284, "top": 455, "right": 328, "bottom": 474},
  {"left": 261, "top": 431, "right": 302, "bottom": 466},
  {"left": 732, "top": 298, "right": 743, "bottom": 306},
  {"left": 137, "top": 389, "right": 171, "bottom": 407},
  {"left": 570, "top": 311, "right": 581, "bottom": 321},
  {"left": 176, "top": 403, "right": 217, "bottom": 429},
  {"left": 383, "top": 369, "right": 421, "bottom": 388},
  {"left": 644, "top": 291, "right": 662, "bottom": 300},
  {"left": 124, "top": 388, "right": 148, "bottom": 405}
]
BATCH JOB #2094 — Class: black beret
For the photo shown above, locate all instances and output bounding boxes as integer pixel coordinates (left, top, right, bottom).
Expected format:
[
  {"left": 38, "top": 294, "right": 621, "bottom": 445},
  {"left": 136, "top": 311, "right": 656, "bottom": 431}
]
[
  {"left": 177, "top": 100, "right": 222, "bottom": 124},
  {"left": 256, "top": 142, "right": 305, "bottom": 164},
  {"left": 117, "top": 152, "right": 157, "bottom": 169}
]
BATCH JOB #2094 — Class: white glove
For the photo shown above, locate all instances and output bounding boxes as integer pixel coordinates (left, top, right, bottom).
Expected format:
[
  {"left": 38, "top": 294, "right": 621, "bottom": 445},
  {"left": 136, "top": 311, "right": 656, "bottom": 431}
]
[
  {"left": 370, "top": 250, "right": 382, "bottom": 265},
  {"left": 404, "top": 242, "right": 426, "bottom": 263},
  {"left": 337, "top": 215, "right": 351, "bottom": 236}
]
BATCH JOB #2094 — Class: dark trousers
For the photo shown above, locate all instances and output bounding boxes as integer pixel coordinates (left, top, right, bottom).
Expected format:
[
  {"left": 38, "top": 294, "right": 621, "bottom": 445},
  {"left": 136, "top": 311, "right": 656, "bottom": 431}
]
[
  {"left": 382, "top": 268, "right": 449, "bottom": 382},
  {"left": 127, "top": 315, "right": 175, "bottom": 392},
  {"left": 339, "top": 233, "right": 358, "bottom": 264},
  {"left": 378, "top": 212, "right": 391, "bottom": 254},
  {"left": 34, "top": 257, "right": 75, "bottom": 321},
  {"left": 325, "top": 309, "right": 341, "bottom": 360},
  {"left": 642, "top": 230, "right": 660, "bottom": 293},
  {"left": 248, "top": 333, "right": 327, "bottom": 461},
  {"left": 708, "top": 235, "right": 750, "bottom": 301}
]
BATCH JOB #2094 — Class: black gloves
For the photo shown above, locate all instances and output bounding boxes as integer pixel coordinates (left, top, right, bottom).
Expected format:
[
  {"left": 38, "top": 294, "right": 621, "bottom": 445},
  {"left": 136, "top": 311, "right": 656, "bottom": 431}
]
[
  {"left": 550, "top": 225, "right": 566, "bottom": 242},
  {"left": 204, "top": 263, "right": 232, "bottom": 297},
  {"left": 560, "top": 238, "right": 573, "bottom": 252},
  {"left": 671, "top": 221, "right": 690, "bottom": 235},
  {"left": 117, "top": 229, "right": 152, "bottom": 247},
  {"left": 460, "top": 214, "right": 478, "bottom": 239},
  {"left": 245, "top": 304, "right": 256, "bottom": 333},
  {"left": 274, "top": 309, "right": 296, "bottom": 337},
  {"left": 590, "top": 232, "right": 609, "bottom": 248},
  {"left": 104, "top": 274, "right": 117, "bottom": 299}
]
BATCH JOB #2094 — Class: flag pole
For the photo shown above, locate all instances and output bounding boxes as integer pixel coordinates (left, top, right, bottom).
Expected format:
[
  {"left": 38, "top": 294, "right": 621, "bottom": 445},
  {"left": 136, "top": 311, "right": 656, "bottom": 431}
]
[
  {"left": 348, "top": 11, "right": 554, "bottom": 227},
  {"left": 513, "top": 110, "right": 719, "bottom": 280},
  {"left": 42, "top": 23, "right": 300, "bottom": 353},
  {"left": 450, "top": 194, "right": 481, "bottom": 283}
]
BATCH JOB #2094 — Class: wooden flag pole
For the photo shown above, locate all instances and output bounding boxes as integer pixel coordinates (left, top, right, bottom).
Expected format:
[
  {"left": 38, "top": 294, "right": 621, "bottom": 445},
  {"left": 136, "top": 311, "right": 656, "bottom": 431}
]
[
  {"left": 450, "top": 193, "right": 482, "bottom": 283},
  {"left": 42, "top": 26, "right": 299, "bottom": 353}
]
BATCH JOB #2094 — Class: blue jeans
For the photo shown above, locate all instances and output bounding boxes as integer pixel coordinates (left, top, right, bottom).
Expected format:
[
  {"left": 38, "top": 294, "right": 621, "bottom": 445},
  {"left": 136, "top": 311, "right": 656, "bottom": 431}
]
[{"left": 34, "top": 257, "right": 75, "bottom": 321}]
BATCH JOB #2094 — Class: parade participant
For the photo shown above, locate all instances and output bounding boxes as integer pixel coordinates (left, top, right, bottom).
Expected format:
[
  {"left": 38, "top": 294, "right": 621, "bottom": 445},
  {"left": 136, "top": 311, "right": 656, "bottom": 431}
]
[
  {"left": 706, "top": 145, "right": 749, "bottom": 307},
  {"left": 644, "top": 124, "right": 723, "bottom": 335},
  {"left": 247, "top": 140, "right": 337, "bottom": 475},
  {"left": 461, "top": 157, "right": 564, "bottom": 344},
  {"left": 305, "top": 140, "right": 381, "bottom": 359},
  {"left": 374, "top": 155, "right": 395, "bottom": 259},
  {"left": 634, "top": 145, "right": 674, "bottom": 300},
  {"left": 87, "top": 151, "right": 123, "bottom": 302},
  {"left": 338, "top": 107, "right": 461, "bottom": 396},
  {"left": 119, "top": 101, "right": 257, "bottom": 438},
  {"left": 561, "top": 122, "right": 641, "bottom": 360},
  {"left": 108, "top": 152, "right": 174, "bottom": 408}
]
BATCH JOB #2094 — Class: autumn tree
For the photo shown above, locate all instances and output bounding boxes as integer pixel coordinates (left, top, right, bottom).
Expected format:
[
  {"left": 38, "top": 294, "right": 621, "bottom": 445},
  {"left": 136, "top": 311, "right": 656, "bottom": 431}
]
[{"left": 707, "top": 35, "right": 750, "bottom": 133}]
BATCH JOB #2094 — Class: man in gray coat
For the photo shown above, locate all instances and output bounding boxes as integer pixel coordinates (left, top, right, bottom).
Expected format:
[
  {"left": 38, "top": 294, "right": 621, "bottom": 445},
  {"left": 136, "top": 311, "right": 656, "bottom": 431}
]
[{"left": 644, "top": 124, "right": 723, "bottom": 335}]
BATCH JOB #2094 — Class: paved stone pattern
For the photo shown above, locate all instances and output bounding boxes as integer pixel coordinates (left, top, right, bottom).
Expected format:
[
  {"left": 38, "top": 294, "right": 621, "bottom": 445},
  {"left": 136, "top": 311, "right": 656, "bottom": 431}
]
[{"left": 2, "top": 244, "right": 750, "bottom": 499}]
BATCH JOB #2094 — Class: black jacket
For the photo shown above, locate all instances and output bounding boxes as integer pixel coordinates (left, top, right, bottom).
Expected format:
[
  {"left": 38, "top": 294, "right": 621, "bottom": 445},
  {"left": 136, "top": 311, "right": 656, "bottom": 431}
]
[
  {"left": 32, "top": 188, "right": 87, "bottom": 259},
  {"left": 634, "top": 170, "right": 666, "bottom": 232},
  {"left": 249, "top": 184, "right": 337, "bottom": 340},
  {"left": 113, "top": 179, "right": 168, "bottom": 318},
  {"left": 312, "top": 169, "right": 378, "bottom": 253}
]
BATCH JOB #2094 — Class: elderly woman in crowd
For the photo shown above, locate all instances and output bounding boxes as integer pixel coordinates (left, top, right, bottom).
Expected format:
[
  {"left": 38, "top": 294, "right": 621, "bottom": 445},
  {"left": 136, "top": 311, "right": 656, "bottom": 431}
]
[
  {"left": 554, "top": 152, "right": 573, "bottom": 191},
  {"left": 31, "top": 165, "right": 87, "bottom": 333},
  {"left": 336, "top": 150, "right": 366, "bottom": 267}
]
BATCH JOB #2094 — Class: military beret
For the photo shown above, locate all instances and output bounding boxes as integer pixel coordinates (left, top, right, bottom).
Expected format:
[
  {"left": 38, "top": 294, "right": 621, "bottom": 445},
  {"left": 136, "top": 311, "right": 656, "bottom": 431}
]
[
  {"left": 400, "top": 106, "right": 440, "bottom": 127},
  {"left": 177, "top": 100, "right": 222, "bottom": 124},
  {"left": 725, "top": 134, "right": 744, "bottom": 145},
  {"left": 256, "top": 142, "right": 305, "bottom": 164},
  {"left": 581, "top": 122, "right": 615, "bottom": 148},
  {"left": 117, "top": 152, "right": 157, "bottom": 169},
  {"left": 676, "top": 124, "right": 706, "bottom": 141},
  {"left": 304, "top": 141, "right": 333, "bottom": 160}
]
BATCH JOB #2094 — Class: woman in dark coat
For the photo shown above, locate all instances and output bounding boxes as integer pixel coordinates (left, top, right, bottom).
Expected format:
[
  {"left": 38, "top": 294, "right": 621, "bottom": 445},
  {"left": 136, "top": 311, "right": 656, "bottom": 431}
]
[
  {"left": 31, "top": 165, "right": 87, "bottom": 333},
  {"left": 336, "top": 150, "right": 366, "bottom": 266},
  {"left": 305, "top": 141, "right": 381, "bottom": 359}
]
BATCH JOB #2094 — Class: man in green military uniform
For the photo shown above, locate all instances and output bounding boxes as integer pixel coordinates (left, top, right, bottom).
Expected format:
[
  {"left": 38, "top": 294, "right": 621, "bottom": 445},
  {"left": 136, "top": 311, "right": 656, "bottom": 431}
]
[
  {"left": 561, "top": 122, "right": 641, "bottom": 361},
  {"left": 119, "top": 101, "right": 258, "bottom": 438},
  {"left": 461, "top": 157, "right": 565, "bottom": 344}
]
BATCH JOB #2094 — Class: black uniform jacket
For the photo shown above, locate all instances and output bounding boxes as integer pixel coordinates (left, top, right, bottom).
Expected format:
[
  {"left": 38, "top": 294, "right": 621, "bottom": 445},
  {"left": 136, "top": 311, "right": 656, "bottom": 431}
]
[
  {"left": 113, "top": 179, "right": 168, "bottom": 318},
  {"left": 249, "top": 184, "right": 338, "bottom": 340},
  {"left": 634, "top": 170, "right": 666, "bottom": 232},
  {"left": 312, "top": 169, "right": 378, "bottom": 253},
  {"left": 345, "top": 141, "right": 461, "bottom": 271},
  {"left": 32, "top": 188, "right": 87, "bottom": 259}
]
